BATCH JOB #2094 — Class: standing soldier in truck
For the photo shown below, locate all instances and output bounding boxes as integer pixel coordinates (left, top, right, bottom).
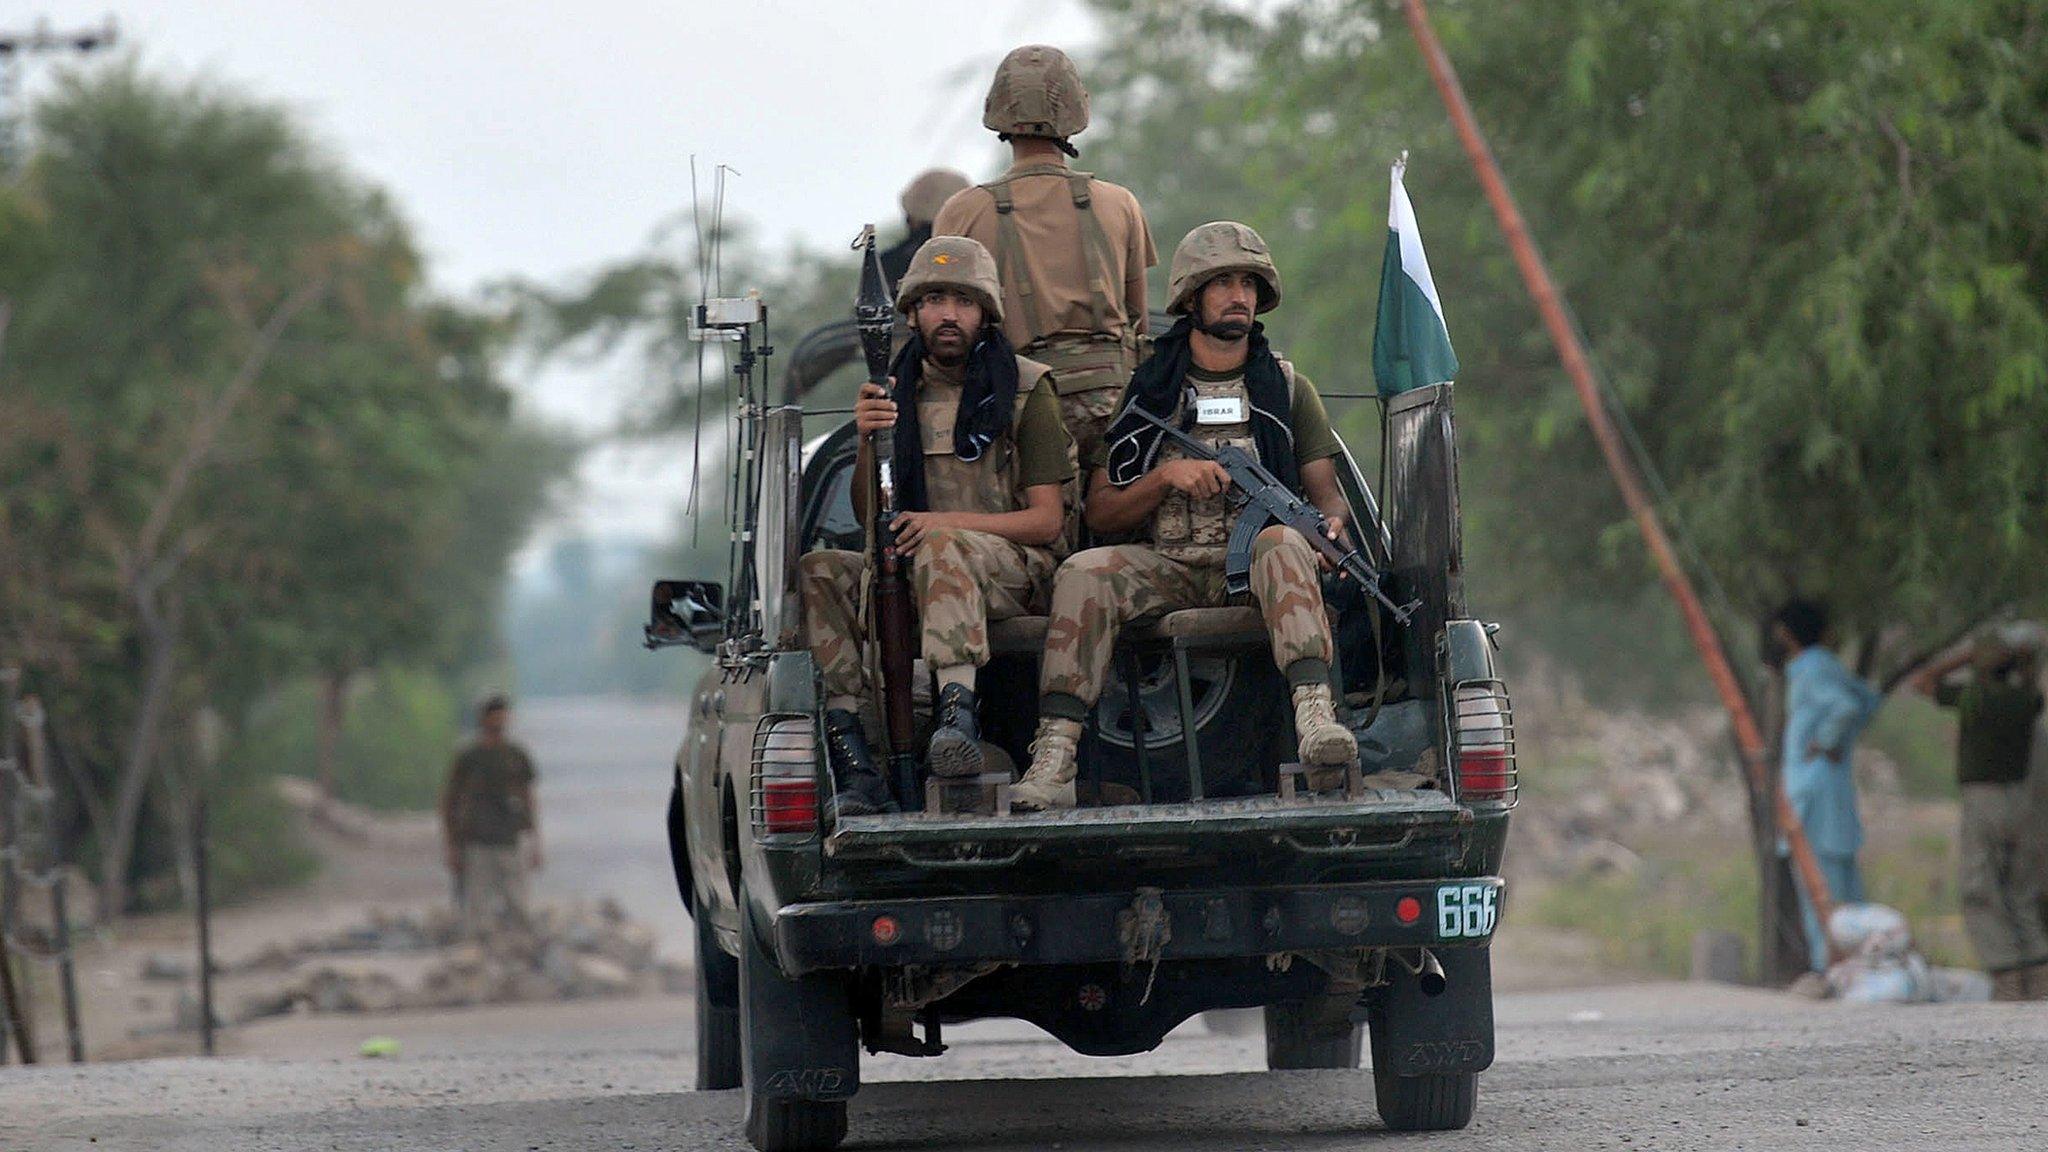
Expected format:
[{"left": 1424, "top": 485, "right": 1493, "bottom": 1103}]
[
  {"left": 1012, "top": 222, "right": 1357, "bottom": 812},
  {"left": 933, "top": 44, "right": 1157, "bottom": 477},
  {"left": 800, "top": 237, "right": 1075, "bottom": 814}
]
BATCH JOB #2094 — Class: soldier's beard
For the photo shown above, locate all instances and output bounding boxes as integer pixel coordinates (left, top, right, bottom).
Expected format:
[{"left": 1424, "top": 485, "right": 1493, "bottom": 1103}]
[
  {"left": 1199, "top": 315, "right": 1252, "bottom": 341},
  {"left": 925, "top": 323, "right": 972, "bottom": 367}
]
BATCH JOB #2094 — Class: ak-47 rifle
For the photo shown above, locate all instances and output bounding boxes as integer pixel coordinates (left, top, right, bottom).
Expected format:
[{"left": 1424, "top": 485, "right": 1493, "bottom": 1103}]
[
  {"left": 852, "top": 225, "right": 921, "bottom": 810},
  {"left": 1123, "top": 404, "right": 1418, "bottom": 625}
]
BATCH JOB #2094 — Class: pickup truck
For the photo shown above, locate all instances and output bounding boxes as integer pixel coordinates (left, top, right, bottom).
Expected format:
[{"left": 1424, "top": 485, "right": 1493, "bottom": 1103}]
[{"left": 650, "top": 313, "right": 1516, "bottom": 1152}]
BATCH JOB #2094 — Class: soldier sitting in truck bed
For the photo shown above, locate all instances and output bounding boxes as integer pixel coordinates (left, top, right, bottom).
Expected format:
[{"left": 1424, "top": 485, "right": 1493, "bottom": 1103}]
[
  {"left": 798, "top": 236, "right": 1076, "bottom": 815},
  {"left": 1012, "top": 221, "right": 1358, "bottom": 811}
]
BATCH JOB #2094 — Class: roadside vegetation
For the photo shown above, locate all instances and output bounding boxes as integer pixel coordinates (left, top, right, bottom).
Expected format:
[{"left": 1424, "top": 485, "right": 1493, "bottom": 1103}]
[{"left": 0, "top": 63, "right": 573, "bottom": 912}]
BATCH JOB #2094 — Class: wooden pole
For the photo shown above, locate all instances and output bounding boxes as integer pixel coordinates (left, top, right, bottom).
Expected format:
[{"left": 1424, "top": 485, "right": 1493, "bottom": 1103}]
[
  {"left": 1399, "top": 0, "right": 1840, "bottom": 947},
  {"left": 0, "top": 667, "right": 36, "bottom": 1062},
  {"left": 17, "top": 699, "right": 83, "bottom": 1062}
]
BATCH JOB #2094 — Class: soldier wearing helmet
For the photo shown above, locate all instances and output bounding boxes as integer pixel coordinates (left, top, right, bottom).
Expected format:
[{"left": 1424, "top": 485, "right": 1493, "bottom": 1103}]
[
  {"left": 798, "top": 237, "right": 1077, "bottom": 814},
  {"left": 880, "top": 168, "right": 972, "bottom": 288},
  {"left": 932, "top": 44, "right": 1158, "bottom": 477},
  {"left": 1011, "top": 222, "right": 1355, "bottom": 811}
]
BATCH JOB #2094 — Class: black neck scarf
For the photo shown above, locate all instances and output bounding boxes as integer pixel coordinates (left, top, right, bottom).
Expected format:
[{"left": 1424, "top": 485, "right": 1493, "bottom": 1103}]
[
  {"left": 886, "top": 327, "right": 1022, "bottom": 513},
  {"left": 1102, "top": 316, "right": 1298, "bottom": 491}
]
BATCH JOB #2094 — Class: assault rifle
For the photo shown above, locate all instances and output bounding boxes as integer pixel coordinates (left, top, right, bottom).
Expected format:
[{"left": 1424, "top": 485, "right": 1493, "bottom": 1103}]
[
  {"left": 851, "top": 225, "right": 922, "bottom": 810},
  {"left": 1123, "top": 404, "right": 1417, "bottom": 626}
]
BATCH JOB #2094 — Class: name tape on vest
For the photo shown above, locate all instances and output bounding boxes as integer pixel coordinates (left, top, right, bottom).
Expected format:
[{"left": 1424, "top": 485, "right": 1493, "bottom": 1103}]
[{"left": 1194, "top": 396, "right": 1247, "bottom": 425}]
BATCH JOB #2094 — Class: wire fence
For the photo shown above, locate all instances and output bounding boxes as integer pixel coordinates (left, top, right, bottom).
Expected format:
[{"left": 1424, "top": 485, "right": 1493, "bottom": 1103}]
[{"left": 1, "top": 668, "right": 87, "bottom": 1063}]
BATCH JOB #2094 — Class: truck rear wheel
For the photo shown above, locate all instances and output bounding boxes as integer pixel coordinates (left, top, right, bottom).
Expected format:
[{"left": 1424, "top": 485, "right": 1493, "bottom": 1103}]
[
  {"left": 1367, "top": 1013, "right": 1477, "bottom": 1130},
  {"left": 738, "top": 901, "right": 854, "bottom": 1152},
  {"left": 693, "top": 908, "right": 742, "bottom": 1091},
  {"left": 1263, "top": 997, "right": 1362, "bottom": 1070}
]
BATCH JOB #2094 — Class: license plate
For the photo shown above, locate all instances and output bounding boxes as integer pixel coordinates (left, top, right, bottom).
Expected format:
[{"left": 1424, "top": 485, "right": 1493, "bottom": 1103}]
[{"left": 1435, "top": 883, "right": 1499, "bottom": 939}]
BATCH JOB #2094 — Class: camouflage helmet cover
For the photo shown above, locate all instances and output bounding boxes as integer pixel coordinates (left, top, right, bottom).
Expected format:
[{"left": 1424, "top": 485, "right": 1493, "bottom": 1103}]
[
  {"left": 896, "top": 235, "right": 1004, "bottom": 325},
  {"left": 1167, "top": 221, "right": 1283, "bottom": 315},
  {"left": 899, "top": 167, "right": 971, "bottom": 225},
  {"left": 983, "top": 44, "right": 1090, "bottom": 139}
]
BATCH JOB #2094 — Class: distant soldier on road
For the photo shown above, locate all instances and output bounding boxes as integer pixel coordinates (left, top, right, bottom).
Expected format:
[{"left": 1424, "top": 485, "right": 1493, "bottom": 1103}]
[
  {"left": 439, "top": 695, "right": 543, "bottom": 939},
  {"left": 1011, "top": 222, "right": 1356, "bottom": 811},
  {"left": 880, "top": 168, "right": 972, "bottom": 289},
  {"left": 933, "top": 44, "right": 1157, "bottom": 475},
  {"left": 800, "top": 236, "right": 1075, "bottom": 814},
  {"left": 1909, "top": 625, "right": 2048, "bottom": 1000}
]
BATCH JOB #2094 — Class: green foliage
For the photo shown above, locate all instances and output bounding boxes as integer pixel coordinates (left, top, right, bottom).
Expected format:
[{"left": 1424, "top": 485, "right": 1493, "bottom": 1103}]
[
  {"left": 1532, "top": 826, "right": 1967, "bottom": 978},
  {"left": 0, "top": 60, "right": 572, "bottom": 910},
  {"left": 1086, "top": 0, "right": 2048, "bottom": 679},
  {"left": 239, "top": 667, "right": 461, "bottom": 811},
  {"left": 1863, "top": 693, "right": 1961, "bottom": 800},
  {"left": 202, "top": 749, "right": 321, "bottom": 904}
]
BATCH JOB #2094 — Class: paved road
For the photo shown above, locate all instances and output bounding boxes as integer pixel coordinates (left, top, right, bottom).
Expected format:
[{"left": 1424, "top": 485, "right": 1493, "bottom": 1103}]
[
  {"left": 7, "top": 699, "right": 2044, "bottom": 1149},
  {"left": 5, "top": 984, "right": 2044, "bottom": 1150}
]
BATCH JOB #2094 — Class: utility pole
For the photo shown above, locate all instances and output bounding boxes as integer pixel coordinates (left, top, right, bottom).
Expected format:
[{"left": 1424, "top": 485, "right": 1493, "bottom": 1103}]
[{"left": 0, "top": 16, "right": 118, "bottom": 171}]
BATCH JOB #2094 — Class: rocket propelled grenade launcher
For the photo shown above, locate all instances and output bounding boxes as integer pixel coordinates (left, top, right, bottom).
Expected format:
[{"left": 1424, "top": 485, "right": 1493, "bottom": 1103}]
[
  {"left": 1124, "top": 404, "right": 1418, "bottom": 625},
  {"left": 852, "top": 225, "right": 922, "bottom": 811}
]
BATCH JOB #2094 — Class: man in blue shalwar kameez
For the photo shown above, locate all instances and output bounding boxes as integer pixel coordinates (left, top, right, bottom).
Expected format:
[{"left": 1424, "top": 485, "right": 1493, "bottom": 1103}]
[{"left": 1772, "top": 598, "right": 1884, "bottom": 973}]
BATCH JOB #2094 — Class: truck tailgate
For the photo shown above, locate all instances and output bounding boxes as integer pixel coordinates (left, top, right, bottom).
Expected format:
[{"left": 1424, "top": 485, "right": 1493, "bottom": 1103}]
[{"left": 826, "top": 789, "right": 1469, "bottom": 869}]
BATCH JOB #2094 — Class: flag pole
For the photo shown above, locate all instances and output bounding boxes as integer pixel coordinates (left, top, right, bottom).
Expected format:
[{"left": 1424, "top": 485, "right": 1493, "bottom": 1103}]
[{"left": 1399, "top": 0, "right": 1840, "bottom": 952}]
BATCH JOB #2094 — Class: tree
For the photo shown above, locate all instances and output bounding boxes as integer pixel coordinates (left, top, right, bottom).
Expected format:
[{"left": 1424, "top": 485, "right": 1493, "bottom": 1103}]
[
  {"left": 0, "top": 61, "right": 571, "bottom": 915},
  {"left": 1086, "top": 0, "right": 2048, "bottom": 675}
]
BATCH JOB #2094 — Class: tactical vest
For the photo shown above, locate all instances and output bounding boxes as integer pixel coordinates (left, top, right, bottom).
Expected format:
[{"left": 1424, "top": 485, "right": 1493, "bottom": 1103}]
[
  {"left": 1146, "top": 367, "right": 1294, "bottom": 567},
  {"left": 916, "top": 357, "right": 1066, "bottom": 552},
  {"left": 983, "top": 165, "right": 1135, "bottom": 396}
]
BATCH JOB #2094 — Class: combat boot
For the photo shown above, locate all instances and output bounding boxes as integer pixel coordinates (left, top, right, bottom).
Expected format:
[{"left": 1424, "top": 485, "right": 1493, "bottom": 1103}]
[
  {"left": 1293, "top": 683, "right": 1358, "bottom": 790},
  {"left": 2027, "top": 961, "right": 2048, "bottom": 1001},
  {"left": 1012, "top": 717, "right": 1082, "bottom": 812},
  {"left": 926, "top": 683, "right": 985, "bottom": 778},
  {"left": 1991, "top": 967, "right": 2029, "bottom": 1002},
  {"left": 825, "top": 709, "right": 895, "bottom": 818}
]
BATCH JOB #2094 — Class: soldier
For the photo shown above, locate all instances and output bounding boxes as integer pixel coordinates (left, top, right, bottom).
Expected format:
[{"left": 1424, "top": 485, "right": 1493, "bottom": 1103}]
[
  {"left": 439, "top": 695, "right": 542, "bottom": 939},
  {"left": 1012, "top": 222, "right": 1356, "bottom": 812},
  {"left": 801, "top": 236, "right": 1076, "bottom": 815},
  {"left": 933, "top": 44, "right": 1157, "bottom": 475},
  {"left": 1909, "top": 626, "right": 2048, "bottom": 1000},
  {"left": 880, "top": 168, "right": 972, "bottom": 288}
]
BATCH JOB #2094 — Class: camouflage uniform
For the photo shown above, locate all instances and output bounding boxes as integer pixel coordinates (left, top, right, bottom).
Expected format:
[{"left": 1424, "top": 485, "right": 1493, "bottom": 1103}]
[
  {"left": 932, "top": 44, "right": 1158, "bottom": 522},
  {"left": 1017, "top": 221, "right": 1351, "bottom": 811},
  {"left": 1039, "top": 526, "right": 1332, "bottom": 713},
  {"left": 802, "top": 235, "right": 1072, "bottom": 709}
]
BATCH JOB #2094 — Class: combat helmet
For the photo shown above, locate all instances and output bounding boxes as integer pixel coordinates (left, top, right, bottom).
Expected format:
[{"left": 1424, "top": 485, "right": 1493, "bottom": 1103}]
[
  {"left": 983, "top": 45, "right": 1090, "bottom": 140},
  {"left": 896, "top": 235, "right": 1004, "bottom": 325},
  {"left": 1167, "top": 221, "right": 1283, "bottom": 315},
  {"left": 899, "top": 168, "right": 971, "bottom": 226}
]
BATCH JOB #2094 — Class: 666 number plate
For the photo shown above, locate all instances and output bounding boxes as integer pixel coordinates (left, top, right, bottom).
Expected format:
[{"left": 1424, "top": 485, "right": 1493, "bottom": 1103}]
[{"left": 1435, "top": 883, "right": 1500, "bottom": 939}]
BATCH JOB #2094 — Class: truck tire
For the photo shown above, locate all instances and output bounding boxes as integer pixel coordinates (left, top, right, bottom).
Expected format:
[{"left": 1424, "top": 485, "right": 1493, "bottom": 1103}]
[
  {"left": 738, "top": 902, "right": 853, "bottom": 1152},
  {"left": 1367, "top": 1013, "right": 1477, "bottom": 1131},
  {"left": 693, "top": 908, "right": 742, "bottom": 1091},
  {"left": 1263, "top": 998, "right": 1362, "bottom": 1070}
]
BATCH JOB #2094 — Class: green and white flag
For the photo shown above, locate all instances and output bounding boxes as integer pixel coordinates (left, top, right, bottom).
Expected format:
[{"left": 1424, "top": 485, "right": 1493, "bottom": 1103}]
[{"left": 1371, "top": 155, "right": 1459, "bottom": 397}]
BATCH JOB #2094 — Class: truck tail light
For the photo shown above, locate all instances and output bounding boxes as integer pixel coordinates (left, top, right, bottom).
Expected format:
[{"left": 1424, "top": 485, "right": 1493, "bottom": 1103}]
[
  {"left": 751, "top": 716, "right": 822, "bottom": 836},
  {"left": 1452, "top": 682, "right": 1517, "bottom": 807}
]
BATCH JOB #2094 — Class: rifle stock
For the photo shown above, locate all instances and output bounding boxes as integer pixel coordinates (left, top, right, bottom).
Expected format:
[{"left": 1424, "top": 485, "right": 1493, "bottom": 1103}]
[{"left": 852, "top": 226, "right": 922, "bottom": 809}]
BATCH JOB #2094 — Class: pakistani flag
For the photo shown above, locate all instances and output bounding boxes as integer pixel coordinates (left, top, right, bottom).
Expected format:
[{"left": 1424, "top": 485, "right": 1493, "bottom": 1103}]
[{"left": 1371, "top": 156, "right": 1459, "bottom": 397}]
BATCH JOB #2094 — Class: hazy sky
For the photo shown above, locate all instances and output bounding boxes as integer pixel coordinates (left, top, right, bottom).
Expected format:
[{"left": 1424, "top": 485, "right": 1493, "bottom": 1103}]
[{"left": 25, "top": 1, "right": 1101, "bottom": 544}]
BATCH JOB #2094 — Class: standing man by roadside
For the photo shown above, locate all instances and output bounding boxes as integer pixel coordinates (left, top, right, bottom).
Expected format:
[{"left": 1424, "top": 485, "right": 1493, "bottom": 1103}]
[
  {"left": 933, "top": 44, "right": 1157, "bottom": 476},
  {"left": 439, "top": 695, "right": 543, "bottom": 940},
  {"left": 1909, "top": 625, "right": 2048, "bottom": 1000},
  {"left": 1770, "top": 599, "right": 1883, "bottom": 974}
]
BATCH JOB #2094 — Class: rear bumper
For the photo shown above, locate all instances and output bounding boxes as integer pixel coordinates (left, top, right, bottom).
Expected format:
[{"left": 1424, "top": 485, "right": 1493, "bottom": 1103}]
[{"left": 771, "top": 877, "right": 1502, "bottom": 976}]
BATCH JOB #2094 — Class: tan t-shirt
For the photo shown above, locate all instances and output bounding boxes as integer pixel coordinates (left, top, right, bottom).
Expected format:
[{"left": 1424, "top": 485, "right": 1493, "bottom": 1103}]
[{"left": 933, "top": 157, "right": 1158, "bottom": 350}]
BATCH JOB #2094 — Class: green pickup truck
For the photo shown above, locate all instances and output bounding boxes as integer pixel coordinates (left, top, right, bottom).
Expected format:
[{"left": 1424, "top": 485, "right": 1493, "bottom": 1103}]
[{"left": 651, "top": 314, "right": 1515, "bottom": 1152}]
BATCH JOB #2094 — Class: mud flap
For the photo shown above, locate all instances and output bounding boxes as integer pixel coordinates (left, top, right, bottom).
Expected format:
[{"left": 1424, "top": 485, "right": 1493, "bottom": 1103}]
[
  {"left": 1363, "top": 946, "right": 1494, "bottom": 1076},
  {"left": 741, "top": 902, "right": 860, "bottom": 1102}
]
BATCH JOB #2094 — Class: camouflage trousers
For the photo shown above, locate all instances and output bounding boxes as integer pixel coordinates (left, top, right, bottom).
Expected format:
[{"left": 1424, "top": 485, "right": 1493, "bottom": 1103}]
[
  {"left": 458, "top": 843, "right": 531, "bottom": 941},
  {"left": 800, "top": 528, "right": 1059, "bottom": 699},
  {"left": 1039, "top": 525, "right": 1334, "bottom": 716}
]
